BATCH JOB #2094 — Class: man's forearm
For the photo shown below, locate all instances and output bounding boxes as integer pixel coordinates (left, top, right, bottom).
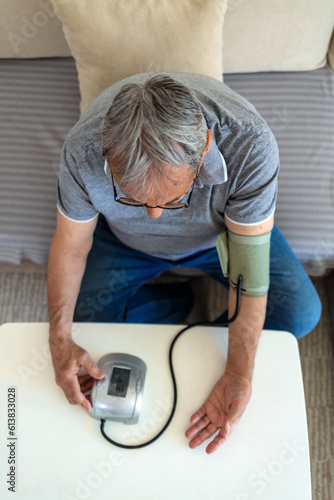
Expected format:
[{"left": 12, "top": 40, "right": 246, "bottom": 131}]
[
  {"left": 47, "top": 237, "right": 89, "bottom": 341},
  {"left": 226, "top": 288, "right": 267, "bottom": 381}
]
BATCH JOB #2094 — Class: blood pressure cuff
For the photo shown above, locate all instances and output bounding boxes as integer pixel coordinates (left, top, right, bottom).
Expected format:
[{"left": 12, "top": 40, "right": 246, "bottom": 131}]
[{"left": 216, "top": 229, "right": 271, "bottom": 297}]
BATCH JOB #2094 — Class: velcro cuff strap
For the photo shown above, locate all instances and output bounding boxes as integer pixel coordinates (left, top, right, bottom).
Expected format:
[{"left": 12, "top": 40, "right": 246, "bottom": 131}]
[
  {"left": 216, "top": 229, "right": 271, "bottom": 297},
  {"left": 216, "top": 230, "right": 229, "bottom": 277}
]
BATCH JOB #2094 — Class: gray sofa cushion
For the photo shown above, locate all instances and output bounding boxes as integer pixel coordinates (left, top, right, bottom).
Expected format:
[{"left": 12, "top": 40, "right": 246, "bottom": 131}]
[{"left": 0, "top": 58, "right": 79, "bottom": 264}]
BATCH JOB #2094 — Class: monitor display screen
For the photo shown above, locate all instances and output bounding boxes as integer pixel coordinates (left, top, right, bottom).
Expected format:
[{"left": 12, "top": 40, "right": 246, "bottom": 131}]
[{"left": 108, "top": 367, "right": 131, "bottom": 398}]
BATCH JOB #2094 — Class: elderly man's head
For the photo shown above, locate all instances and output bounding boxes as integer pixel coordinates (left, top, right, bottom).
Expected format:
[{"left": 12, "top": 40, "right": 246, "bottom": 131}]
[{"left": 102, "top": 73, "right": 212, "bottom": 218}]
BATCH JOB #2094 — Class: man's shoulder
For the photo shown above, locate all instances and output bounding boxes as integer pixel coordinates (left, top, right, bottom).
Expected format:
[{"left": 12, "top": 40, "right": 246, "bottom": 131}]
[
  {"left": 63, "top": 109, "right": 104, "bottom": 163},
  {"left": 165, "top": 73, "right": 269, "bottom": 138}
]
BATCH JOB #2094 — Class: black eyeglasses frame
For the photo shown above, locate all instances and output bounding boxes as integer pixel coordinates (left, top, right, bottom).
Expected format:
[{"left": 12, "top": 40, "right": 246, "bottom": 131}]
[{"left": 110, "top": 169, "right": 198, "bottom": 210}]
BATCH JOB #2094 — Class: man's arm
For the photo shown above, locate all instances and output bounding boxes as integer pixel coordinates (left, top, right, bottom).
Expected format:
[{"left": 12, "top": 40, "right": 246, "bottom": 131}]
[
  {"left": 224, "top": 212, "right": 274, "bottom": 380},
  {"left": 47, "top": 209, "right": 104, "bottom": 411},
  {"left": 185, "top": 214, "right": 274, "bottom": 453}
]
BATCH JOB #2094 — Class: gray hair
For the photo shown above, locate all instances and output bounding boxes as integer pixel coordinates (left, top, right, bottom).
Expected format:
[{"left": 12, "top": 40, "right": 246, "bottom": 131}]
[{"left": 101, "top": 73, "right": 207, "bottom": 197}]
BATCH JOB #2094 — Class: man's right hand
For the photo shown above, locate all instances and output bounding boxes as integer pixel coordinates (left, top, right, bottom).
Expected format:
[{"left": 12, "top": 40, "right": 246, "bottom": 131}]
[{"left": 49, "top": 336, "right": 104, "bottom": 412}]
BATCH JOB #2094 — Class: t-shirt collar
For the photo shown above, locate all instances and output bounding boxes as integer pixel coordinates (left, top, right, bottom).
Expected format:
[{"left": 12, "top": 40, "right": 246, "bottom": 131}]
[{"left": 195, "top": 135, "right": 228, "bottom": 188}]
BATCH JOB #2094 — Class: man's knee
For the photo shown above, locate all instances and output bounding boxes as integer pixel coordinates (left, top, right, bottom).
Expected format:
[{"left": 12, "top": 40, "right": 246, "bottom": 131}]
[
  {"left": 266, "top": 270, "right": 323, "bottom": 339},
  {"left": 289, "top": 291, "right": 322, "bottom": 339},
  {"left": 266, "top": 282, "right": 322, "bottom": 339}
]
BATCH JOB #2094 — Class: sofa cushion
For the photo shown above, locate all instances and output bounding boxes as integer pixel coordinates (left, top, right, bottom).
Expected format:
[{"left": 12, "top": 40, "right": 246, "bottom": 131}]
[
  {"left": 223, "top": 0, "right": 334, "bottom": 73},
  {"left": 0, "top": 0, "right": 71, "bottom": 58},
  {"left": 50, "top": 0, "right": 227, "bottom": 113}
]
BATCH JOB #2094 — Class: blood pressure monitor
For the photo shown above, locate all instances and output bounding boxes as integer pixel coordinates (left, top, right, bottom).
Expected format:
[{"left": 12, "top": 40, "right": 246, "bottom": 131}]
[{"left": 90, "top": 353, "right": 146, "bottom": 425}]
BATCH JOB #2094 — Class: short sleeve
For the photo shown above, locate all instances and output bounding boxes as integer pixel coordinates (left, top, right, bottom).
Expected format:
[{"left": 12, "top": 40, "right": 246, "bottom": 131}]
[
  {"left": 224, "top": 128, "right": 279, "bottom": 226},
  {"left": 57, "top": 142, "right": 98, "bottom": 222}
]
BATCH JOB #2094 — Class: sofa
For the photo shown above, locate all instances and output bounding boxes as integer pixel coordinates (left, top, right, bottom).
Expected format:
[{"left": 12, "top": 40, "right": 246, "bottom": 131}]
[{"left": 1, "top": 0, "right": 334, "bottom": 277}]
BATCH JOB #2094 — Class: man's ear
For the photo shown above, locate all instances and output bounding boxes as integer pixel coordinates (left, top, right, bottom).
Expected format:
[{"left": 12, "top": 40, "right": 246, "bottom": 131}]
[
  {"left": 198, "top": 129, "right": 213, "bottom": 170},
  {"left": 204, "top": 129, "right": 213, "bottom": 154}
]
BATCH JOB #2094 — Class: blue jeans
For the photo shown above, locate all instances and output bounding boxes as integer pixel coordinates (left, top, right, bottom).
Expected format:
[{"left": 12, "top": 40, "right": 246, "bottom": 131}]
[{"left": 74, "top": 215, "right": 322, "bottom": 339}]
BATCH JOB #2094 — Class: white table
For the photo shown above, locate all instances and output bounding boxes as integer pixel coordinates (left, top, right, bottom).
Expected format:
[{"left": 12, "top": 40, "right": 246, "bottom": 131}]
[{"left": 0, "top": 322, "right": 311, "bottom": 500}]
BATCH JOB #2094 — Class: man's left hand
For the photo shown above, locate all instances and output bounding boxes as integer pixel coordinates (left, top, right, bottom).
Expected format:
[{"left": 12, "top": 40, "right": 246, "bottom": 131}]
[{"left": 185, "top": 371, "right": 252, "bottom": 454}]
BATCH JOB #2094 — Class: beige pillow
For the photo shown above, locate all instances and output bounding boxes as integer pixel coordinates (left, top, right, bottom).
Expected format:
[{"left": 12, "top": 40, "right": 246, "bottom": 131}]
[
  {"left": 51, "top": 0, "right": 228, "bottom": 113},
  {"left": 329, "top": 31, "right": 334, "bottom": 71},
  {"left": 0, "top": 0, "right": 71, "bottom": 58},
  {"left": 223, "top": 0, "right": 334, "bottom": 73}
]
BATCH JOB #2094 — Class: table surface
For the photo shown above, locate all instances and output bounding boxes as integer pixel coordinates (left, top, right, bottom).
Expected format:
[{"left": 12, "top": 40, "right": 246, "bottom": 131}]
[{"left": 0, "top": 322, "right": 311, "bottom": 500}]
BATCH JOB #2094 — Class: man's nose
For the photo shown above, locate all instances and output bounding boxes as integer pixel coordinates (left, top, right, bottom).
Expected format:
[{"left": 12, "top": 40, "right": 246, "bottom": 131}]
[{"left": 146, "top": 207, "right": 164, "bottom": 218}]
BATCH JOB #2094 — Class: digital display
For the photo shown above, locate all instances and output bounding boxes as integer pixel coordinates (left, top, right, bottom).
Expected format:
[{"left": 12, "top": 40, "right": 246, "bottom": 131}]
[{"left": 108, "top": 367, "right": 131, "bottom": 398}]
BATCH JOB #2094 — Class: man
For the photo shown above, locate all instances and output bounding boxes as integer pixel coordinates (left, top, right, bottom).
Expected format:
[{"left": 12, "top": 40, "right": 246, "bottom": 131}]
[{"left": 48, "top": 72, "right": 321, "bottom": 454}]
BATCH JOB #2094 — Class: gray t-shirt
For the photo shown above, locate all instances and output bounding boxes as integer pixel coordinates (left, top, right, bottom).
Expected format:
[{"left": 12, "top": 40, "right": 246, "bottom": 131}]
[{"left": 57, "top": 72, "right": 279, "bottom": 260}]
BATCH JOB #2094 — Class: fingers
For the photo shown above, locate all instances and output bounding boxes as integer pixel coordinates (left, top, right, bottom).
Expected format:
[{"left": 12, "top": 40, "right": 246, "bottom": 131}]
[
  {"left": 185, "top": 410, "right": 235, "bottom": 453},
  {"left": 50, "top": 338, "right": 103, "bottom": 413},
  {"left": 66, "top": 350, "right": 103, "bottom": 411},
  {"left": 78, "top": 373, "right": 95, "bottom": 393},
  {"left": 189, "top": 405, "right": 206, "bottom": 424},
  {"left": 81, "top": 355, "right": 104, "bottom": 380},
  {"left": 58, "top": 356, "right": 98, "bottom": 411},
  {"left": 185, "top": 414, "right": 211, "bottom": 439},
  {"left": 206, "top": 425, "right": 231, "bottom": 454},
  {"left": 186, "top": 413, "right": 230, "bottom": 451},
  {"left": 62, "top": 371, "right": 97, "bottom": 412},
  {"left": 191, "top": 417, "right": 240, "bottom": 454},
  {"left": 62, "top": 375, "right": 92, "bottom": 412},
  {"left": 74, "top": 392, "right": 92, "bottom": 413},
  {"left": 188, "top": 422, "right": 218, "bottom": 450},
  {"left": 78, "top": 373, "right": 92, "bottom": 384}
]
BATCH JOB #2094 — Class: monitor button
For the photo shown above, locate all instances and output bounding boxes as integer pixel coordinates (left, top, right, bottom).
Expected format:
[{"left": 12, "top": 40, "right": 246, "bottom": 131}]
[{"left": 136, "top": 377, "right": 142, "bottom": 393}]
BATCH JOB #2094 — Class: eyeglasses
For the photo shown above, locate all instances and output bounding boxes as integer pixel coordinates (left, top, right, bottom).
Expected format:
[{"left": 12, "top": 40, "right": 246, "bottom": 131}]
[{"left": 110, "top": 169, "right": 197, "bottom": 209}]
